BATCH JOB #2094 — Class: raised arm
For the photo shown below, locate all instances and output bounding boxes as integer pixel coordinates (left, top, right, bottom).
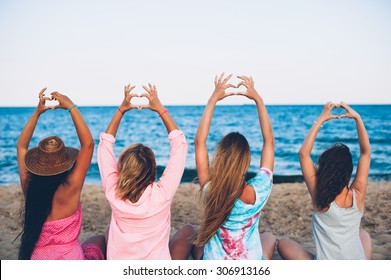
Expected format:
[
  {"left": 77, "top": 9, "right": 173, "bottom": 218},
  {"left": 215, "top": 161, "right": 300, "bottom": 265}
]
[
  {"left": 140, "top": 84, "right": 187, "bottom": 197},
  {"left": 299, "top": 102, "right": 339, "bottom": 202},
  {"left": 195, "top": 73, "right": 235, "bottom": 186},
  {"left": 237, "top": 76, "right": 274, "bottom": 171},
  {"left": 16, "top": 88, "right": 51, "bottom": 195},
  {"left": 50, "top": 92, "right": 94, "bottom": 196},
  {"left": 340, "top": 102, "right": 370, "bottom": 207}
]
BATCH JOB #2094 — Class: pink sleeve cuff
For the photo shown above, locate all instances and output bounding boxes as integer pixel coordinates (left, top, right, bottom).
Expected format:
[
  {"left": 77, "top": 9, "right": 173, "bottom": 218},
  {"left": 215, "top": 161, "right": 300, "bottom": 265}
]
[
  {"left": 100, "top": 132, "right": 116, "bottom": 143},
  {"left": 260, "top": 167, "right": 273, "bottom": 176},
  {"left": 168, "top": 129, "right": 185, "bottom": 141}
]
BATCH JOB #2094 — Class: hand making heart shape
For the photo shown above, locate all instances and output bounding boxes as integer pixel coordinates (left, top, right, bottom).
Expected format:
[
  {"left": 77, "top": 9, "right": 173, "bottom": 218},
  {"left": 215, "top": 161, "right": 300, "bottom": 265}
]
[
  {"left": 119, "top": 83, "right": 165, "bottom": 113},
  {"left": 210, "top": 72, "right": 263, "bottom": 103},
  {"left": 36, "top": 88, "right": 75, "bottom": 114},
  {"left": 316, "top": 101, "right": 360, "bottom": 126}
]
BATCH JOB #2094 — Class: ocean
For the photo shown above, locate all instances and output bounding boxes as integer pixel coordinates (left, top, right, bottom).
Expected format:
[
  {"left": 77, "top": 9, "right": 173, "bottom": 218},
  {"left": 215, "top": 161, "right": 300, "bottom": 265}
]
[{"left": 0, "top": 105, "right": 390, "bottom": 185}]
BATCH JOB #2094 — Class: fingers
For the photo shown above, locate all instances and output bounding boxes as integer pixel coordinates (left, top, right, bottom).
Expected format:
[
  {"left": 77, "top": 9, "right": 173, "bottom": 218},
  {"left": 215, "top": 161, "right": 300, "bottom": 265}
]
[
  {"left": 127, "top": 93, "right": 138, "bottom": 101},
  {"left": 139, "top": 104, "right": 150, "bottom": 111},
  {"left": 142, "top": 84, "right": 156, "bottom": 93},
  {"left": 130, "top": 103, "right": 139, "bottom": 109},
  {"left": 237, "top": 75, "right": 250, "bottom": 83},
  {"left": 129, "top": 93, "right": 139, "bottom": 99},
  {"left": 222, "top": 74, "right": 233, "bottom": 84},
  {"left": 338, "top": 113, "right": 349, "bottom": 119},
  {"left": 339, "top": 101, "right": 349, "bottom": 110},
  {"left": 38, "top": 87, "right": 47, "bottom": 97},
  {"left": 140, "top": 93, "right": 150, "bottom": 100},
  {"left": 218, "top": 72, "right": 225, "bottom": 83},
  {"left": 142, "top": 85, "right": 150, "bottom": 93},
  {"left": 50, "top": 91, "right": 60, "bottom": 99},
  {"left": 214, "top": 75, "right": 218, "bottom": 86},
  {"left": 237, "top": 76, "right": 253, "bottom": 89},
  {"left": 224, "top": 83, "right": 236, "bottom": 89},
  {"left": 236, "top": 81, "right": 248, "bottom": 89},
  {"left": 124, "top": 84, "right": 136, "bottom": 95}
]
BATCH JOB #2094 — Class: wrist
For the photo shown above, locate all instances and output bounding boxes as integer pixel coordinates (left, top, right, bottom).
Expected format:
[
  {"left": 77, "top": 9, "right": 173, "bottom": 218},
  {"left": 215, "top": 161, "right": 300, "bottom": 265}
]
[
  {"left": 207, "top": 96, "right": 218, "bottom": 106},
  {"left": 317, "top": 116, "right": 327, "bottom": 124},
  {"left": 117, "top": 107, "right": 126, "bottom": 115},
  {"left": 67, "top": 104, "right": 77, "bottom": 112},
  {"left": 119, "top": 104, "right": 130, "bottom": 112},
  {"left": 254, "top": 95, "right": 263, "bottom": 105},
  {"left": 34, "top": 109, "right": 43, "bottom": 116},
  {"left": 155, "top": 105, "right": 165, "bottom": 113},
  {"left": 158, "top": 108, "right": 168, "bottom": 117}
]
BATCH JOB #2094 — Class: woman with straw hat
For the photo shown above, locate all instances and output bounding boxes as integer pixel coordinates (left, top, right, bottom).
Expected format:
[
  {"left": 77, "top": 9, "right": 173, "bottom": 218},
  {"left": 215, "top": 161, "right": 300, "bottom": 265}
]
[{"left": 16, "top": 88, "right": 105, "bottom": 260}]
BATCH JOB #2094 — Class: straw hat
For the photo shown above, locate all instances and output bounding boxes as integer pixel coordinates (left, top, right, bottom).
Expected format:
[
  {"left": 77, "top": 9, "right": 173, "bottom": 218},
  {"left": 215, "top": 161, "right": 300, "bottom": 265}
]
[{"left": 25, "top": 136, "right": 79, "bottom": 176}]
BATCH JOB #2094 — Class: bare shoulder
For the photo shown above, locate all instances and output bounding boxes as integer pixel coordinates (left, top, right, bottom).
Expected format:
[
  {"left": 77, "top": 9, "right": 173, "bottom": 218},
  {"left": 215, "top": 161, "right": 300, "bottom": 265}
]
[{"left": 239, "top": 184, "right": 256, "bottom": 205}]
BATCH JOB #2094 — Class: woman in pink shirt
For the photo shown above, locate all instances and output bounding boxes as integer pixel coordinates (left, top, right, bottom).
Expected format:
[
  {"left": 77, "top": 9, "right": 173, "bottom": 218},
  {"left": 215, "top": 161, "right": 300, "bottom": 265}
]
[{"left": 98, "top": 84, "right": 188, "bottom": 260}]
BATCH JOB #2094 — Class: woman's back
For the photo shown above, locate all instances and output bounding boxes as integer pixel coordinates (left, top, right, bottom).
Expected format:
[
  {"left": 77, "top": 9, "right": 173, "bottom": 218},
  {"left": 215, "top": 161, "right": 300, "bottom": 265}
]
[
  {"left": 312, "top": 189, "right": 365, "bottom": 259},
  {"left": 202, "top": 168, "right": 273, "bottom": 260},
  {"left": 98, "top": 85, "right": 188, "bottom": 260}
]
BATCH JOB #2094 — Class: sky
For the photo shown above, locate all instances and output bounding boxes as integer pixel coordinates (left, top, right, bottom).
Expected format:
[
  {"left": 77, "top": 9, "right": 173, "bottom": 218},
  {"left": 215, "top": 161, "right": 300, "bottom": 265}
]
[{"left": 0, "top": 0, "right": 390, "bottom": 106}]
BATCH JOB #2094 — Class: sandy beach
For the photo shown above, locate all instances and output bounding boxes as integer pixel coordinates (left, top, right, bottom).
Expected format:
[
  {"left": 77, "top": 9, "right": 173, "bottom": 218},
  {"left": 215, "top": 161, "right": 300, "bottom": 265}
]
[{"left": 1, "top": 181, "right": 390, "bottom": 260}]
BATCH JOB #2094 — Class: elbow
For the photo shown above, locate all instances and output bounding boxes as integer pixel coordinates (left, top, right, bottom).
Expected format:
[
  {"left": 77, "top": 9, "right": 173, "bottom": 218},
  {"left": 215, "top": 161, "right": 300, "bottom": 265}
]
[
  {"left": 83, "top": 138, "right": 95, "bottom": 151},
  {"left": 298, "top": 148, "right": 307, "bottom": 159},
  {"left": 16, "top": 139, "right": 26, "bottom": 152},
  {"left": 268, "top": 136, "right": 275, "bottom": 148},
  {"left": 361, "top": 146, "right": 371, "bottom": 158},
  {"left": 16, "top": 140, "right": 22, "bottom": 151},
  {"left": 194, "top": 137, "right": 204, "bottom": 148},
  {"left": 263, "top": 135, "right": 274, "bottom": 150}
]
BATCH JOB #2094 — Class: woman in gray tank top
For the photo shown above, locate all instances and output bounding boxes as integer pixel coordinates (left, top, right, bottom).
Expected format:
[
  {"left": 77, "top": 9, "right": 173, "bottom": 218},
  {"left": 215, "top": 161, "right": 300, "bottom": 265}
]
[{"left": 277, "top": 102, "right": 372, "bottom": 260}]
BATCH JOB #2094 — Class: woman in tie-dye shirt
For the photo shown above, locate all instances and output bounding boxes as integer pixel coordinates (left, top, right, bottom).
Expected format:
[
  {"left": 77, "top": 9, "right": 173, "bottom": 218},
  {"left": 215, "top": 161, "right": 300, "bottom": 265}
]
[{"left": 188, "top": 73, "right": 276, "bottom": 260}]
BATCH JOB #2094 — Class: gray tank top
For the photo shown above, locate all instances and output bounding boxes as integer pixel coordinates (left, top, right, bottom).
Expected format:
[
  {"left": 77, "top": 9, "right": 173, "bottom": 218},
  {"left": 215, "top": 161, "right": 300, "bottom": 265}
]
[{"left": 312, "top": 189, "right": 365, "bottom": 260}]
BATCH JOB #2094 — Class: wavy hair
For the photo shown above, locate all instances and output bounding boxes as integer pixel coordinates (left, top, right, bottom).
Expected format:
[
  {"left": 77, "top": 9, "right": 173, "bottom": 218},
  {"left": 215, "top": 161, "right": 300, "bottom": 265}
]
[
  {"left": 19, "top": 172, "right": 68, "bottom": 259},
  {"left": 194, "top": 132, "right": 251, "bottom": 246},
  {"left": 117, "top": 143, "right": 156, "bottom": 203},
  {"left": 315, "top": 143, "right": 353, "bottom": 209}
]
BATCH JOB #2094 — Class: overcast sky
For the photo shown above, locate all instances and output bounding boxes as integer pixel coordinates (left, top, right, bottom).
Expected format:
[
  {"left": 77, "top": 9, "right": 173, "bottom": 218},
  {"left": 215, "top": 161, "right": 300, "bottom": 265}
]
[{"left": 0, "top": 0, "right": 390, "bottom": 106}]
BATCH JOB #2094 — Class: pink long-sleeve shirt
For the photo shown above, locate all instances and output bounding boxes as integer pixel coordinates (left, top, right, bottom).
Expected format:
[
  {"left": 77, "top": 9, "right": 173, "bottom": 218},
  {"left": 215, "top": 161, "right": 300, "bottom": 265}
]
[{"left": 97, "top": 130, "right": 188, "bottom": 260}]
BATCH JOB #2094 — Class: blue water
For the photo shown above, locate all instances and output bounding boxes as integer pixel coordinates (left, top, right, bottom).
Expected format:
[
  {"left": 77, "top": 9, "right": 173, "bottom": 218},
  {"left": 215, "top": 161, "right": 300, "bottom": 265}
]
[{"left": 0, "top": 105, "right": 390, "bottom": 184}]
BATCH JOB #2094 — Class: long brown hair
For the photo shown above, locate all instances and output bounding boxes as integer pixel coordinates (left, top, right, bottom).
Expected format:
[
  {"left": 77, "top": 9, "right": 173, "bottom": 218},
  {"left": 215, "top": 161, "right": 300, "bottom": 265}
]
[
  {"left": 117, "top": 143, "right": 156, "bottom": 203},
  {"left": 316, "top": 143, "right": 353, "bottom": 209},
  {"left": 194, "top": 132, "right": 251, "bottom": 246}
]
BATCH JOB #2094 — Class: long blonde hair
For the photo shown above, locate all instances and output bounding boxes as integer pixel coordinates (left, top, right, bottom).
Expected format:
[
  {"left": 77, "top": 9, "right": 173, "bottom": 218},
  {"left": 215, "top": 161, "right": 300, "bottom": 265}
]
[
  {"left": 117, "top": 143, "right": 156, "bottom": 203},
  {"left": 194, "top": 132, "right": 251, "bottom": 246}
]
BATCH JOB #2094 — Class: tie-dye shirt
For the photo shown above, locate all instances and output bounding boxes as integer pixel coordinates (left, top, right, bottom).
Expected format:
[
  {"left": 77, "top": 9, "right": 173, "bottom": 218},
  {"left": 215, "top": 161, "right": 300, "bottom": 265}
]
[{"left": 202, "top": 167, "right": 273, "bottom": 260}]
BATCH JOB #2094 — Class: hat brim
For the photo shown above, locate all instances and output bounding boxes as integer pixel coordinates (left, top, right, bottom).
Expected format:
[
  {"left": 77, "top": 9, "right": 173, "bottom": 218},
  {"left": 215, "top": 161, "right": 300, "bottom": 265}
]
[{"left": 25, "top": 147, "right": 79, "bottom": 176}]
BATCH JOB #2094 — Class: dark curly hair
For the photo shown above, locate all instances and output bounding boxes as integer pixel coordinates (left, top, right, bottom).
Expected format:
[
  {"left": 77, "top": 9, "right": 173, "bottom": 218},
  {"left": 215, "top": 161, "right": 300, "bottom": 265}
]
[{"left": 315, "top": 143, "right": 353, "bottom": 209}]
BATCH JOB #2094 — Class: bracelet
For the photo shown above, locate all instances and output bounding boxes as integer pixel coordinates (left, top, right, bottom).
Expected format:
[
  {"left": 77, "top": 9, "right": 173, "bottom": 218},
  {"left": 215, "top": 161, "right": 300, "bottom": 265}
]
[
  {"left": 314, "top": 120, "right": 323, "bottom": 128},
  {"left": 67, "top": 104, "right": 77, "bottom": 112},
  {"left": 117, "top": 107, "right": 124, "bottom": 115},
  {"left": 159, "top": 108, "right": 168, "bottom": 117}
]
